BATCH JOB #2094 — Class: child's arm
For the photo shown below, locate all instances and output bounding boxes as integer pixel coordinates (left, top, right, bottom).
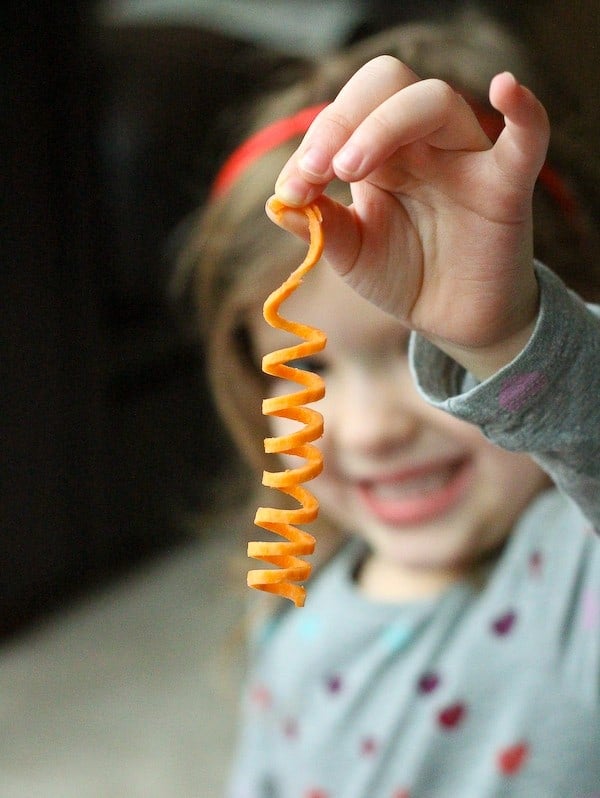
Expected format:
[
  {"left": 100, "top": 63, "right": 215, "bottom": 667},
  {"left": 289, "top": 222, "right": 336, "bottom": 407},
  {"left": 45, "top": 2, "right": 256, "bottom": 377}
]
[
  {"left": 411, "top": 261, "right": 600, "bottom": 531},
  {"left": 269, "top": 56, "right": 550, "bottom": 381}
]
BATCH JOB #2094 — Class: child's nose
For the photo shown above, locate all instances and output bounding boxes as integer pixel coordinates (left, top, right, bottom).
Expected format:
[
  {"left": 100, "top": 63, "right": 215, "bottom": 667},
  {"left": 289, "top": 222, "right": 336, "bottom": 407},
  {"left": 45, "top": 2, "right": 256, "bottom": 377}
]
[{"left": 332, "top": 369, "right": 420, "bottom": 455}]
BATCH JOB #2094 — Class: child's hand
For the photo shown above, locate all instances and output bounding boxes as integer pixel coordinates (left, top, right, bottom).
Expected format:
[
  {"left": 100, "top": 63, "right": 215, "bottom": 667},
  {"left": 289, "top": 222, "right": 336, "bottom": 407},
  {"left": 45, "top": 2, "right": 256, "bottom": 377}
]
[{"left": 268, "top": 56, "right": 550, "bottom": 378}]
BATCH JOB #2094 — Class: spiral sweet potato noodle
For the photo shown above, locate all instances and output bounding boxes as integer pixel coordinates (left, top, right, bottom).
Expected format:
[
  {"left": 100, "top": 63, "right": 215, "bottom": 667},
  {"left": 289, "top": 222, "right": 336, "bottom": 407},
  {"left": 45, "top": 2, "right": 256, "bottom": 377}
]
[{"left": 248, "top": 200, "right": 326, "bottom": 607}]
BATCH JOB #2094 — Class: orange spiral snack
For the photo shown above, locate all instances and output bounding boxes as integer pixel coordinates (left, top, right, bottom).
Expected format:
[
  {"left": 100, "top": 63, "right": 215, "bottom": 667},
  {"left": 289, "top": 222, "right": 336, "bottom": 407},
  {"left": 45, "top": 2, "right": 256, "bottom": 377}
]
[{"left": 248, "top": 198, "right": 326, "bottom": 607}]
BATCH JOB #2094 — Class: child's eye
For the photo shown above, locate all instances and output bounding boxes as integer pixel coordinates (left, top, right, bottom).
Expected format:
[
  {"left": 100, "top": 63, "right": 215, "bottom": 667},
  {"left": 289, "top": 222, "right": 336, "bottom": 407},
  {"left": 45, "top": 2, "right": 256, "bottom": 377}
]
[{"left": 292, "top": 356, "right": 328, "bottom": 374}]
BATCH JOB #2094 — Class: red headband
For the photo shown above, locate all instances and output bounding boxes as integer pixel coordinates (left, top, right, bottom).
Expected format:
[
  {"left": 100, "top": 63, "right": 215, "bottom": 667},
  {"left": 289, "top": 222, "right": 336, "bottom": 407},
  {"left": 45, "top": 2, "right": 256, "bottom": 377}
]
[
  {"left": 211, "top": 95, "right": 579, "bottom": 225},
  {"left": 210, "top": 103, "right": 328, "bottom": 198}
]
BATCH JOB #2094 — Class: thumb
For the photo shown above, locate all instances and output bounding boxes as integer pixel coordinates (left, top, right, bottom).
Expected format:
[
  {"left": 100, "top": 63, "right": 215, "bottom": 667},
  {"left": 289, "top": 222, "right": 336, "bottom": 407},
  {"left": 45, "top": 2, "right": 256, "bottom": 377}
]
[{"left": 265, "top": 194, "right": 361, "bottom": 279}]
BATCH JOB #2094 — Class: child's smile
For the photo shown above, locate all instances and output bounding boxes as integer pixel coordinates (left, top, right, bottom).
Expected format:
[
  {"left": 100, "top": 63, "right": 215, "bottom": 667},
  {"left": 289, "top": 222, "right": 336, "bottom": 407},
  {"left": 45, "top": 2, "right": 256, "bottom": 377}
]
[{"left": 355, "top": 454, "right": 473, "bottom": 526}]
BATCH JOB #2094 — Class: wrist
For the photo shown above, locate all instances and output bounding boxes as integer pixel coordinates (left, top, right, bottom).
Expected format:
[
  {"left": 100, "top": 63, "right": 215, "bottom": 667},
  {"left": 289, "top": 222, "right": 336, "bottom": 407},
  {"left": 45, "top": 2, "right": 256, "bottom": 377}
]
[
  {"left": 430, "top": 263, "right": 541, "bottom": 381},
  {"left": 438, "top": 313, "right": 538, "bottom": 381}
]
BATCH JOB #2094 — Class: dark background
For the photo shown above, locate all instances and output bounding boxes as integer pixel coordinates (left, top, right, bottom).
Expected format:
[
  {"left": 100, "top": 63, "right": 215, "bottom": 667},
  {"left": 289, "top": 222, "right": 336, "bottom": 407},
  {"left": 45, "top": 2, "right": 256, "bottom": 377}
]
[{"left": 2, "top": 1, "right": 598, "bottom": 640}]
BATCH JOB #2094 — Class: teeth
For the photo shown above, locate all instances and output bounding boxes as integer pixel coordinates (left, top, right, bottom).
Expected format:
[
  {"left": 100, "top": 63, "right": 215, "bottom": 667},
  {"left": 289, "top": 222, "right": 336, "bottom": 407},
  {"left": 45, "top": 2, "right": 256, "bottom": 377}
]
[{"left": 368, "top": 467, "right": 453, "bottom": 499}]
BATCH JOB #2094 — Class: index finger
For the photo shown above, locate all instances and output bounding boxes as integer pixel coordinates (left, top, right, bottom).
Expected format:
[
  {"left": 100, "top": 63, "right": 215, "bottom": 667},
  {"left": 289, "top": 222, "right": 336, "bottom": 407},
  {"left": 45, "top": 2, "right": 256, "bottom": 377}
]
[{"left": 274, "top": 55, "right": 420, "bottom": 206}]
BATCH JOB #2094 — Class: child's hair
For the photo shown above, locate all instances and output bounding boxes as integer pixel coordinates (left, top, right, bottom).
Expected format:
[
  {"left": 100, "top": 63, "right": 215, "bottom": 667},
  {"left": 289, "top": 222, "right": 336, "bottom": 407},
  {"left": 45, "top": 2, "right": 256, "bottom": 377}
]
[{"left": 175, "top": 10, "right": 600, "bottom": 551}]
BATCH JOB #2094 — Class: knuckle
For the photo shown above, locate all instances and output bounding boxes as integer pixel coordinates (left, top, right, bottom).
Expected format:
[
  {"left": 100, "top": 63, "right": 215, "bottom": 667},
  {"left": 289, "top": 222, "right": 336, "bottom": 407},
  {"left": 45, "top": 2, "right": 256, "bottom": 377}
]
[
  {"left": 322, "top": 108, "right": 355, "bottom": 139},
  {"left": 367, "top": 109, "right": 396, "bottom": 141},
  {"left": 368, "top": 54, "right": 402, "bottom": 75},
  {"left": 422, "top": 78, "right": 456, "bottom": 110},
  {"left": 363, "top": 53, "right": 415, "bottom": 88}
]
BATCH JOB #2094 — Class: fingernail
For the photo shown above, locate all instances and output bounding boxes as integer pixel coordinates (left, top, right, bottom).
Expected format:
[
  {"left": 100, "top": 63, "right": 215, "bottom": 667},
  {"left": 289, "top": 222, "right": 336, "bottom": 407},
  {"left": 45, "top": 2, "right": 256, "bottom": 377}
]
[
  {"left": 265, "top": 195, "right": 282, "bottom": 218},
  {"left": 299, "top": 146, "right": 329, "bottom": 178},
  {"left": 274, "top": 176, "right": 310, "bottom": 206},
  {"left": 265, "top": 198, "right": 307, "bottom": 235},
  {"left": 333, "top": 142, "right": 364, "bottom": 177}
]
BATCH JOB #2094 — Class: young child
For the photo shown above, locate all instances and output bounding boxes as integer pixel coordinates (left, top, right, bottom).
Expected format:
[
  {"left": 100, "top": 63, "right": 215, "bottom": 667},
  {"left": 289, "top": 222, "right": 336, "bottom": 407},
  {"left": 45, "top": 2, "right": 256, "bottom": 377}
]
[{"left": 176, "top": 13, "right": 600, "bottom": 798}]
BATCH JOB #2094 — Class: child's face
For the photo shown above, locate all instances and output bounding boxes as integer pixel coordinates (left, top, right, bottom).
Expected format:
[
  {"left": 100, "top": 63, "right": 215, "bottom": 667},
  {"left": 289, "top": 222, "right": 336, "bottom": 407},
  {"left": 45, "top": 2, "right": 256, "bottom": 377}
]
[{"left": 250, "top": 263, "right": 549, "bottom": 599}]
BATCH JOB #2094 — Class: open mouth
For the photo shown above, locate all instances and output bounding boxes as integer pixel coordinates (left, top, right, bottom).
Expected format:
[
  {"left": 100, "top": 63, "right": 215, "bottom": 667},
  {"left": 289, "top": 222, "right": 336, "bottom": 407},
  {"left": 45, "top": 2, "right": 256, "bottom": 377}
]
[{"left": 356, "top": 458, "right": 471, "bottom": 526}]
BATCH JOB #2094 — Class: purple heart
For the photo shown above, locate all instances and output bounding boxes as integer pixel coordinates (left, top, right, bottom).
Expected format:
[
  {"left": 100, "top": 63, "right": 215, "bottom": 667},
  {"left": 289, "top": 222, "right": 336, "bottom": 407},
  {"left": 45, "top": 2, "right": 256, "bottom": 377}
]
[
  {"left": 417, "top": 671, "right": 440, "bottom": 694},
  {"left": 492, "top": 610, "right": 517, "bottom": 636}
]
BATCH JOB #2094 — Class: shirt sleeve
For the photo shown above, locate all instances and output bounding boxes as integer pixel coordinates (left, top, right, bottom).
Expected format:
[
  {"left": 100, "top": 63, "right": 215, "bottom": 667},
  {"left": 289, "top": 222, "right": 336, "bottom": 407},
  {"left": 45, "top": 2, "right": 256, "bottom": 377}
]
[{"left": 409, "top": 261, "right": 600, "bottom": 531}]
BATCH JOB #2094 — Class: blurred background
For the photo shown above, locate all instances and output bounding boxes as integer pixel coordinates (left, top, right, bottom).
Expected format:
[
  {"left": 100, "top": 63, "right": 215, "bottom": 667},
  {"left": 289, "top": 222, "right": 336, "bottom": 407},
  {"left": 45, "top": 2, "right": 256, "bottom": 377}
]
[{"left": 2, "top": 1, "right": 599, "bottom": 795}]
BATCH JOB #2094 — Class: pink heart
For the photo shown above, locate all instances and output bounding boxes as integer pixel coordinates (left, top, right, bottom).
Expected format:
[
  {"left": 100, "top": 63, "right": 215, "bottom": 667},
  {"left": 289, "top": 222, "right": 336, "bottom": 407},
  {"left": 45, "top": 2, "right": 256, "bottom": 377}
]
[
  {"left": 360, "top": 736, "right": 378, "bottom": 756},
  {"left": 250, "top": 683, "right": 272, "bottom": 708},
  {"left": 498, "top": 371, "right": 547, "bottom": 412},
  {"left": 325, "top": 673, "right": 343, "bottom": 693},
  {"left": 282, "top": 717, "right": 298, "bottom": 738},
  {"left": 497, "top": 741, "right": 529, "bottom": 775},
  {"left": 437, "top": 702, "right": 466, "bottom": 729},
  {"left": 582, "top": 590, "right": 600, "bottom": 631}
]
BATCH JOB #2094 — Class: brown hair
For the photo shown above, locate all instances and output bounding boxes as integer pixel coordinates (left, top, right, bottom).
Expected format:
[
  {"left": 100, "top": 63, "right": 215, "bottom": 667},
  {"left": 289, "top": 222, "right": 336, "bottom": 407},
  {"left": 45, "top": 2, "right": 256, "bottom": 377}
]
[{"left": 175, "top": 11, "right": 600, "bottom": 547}]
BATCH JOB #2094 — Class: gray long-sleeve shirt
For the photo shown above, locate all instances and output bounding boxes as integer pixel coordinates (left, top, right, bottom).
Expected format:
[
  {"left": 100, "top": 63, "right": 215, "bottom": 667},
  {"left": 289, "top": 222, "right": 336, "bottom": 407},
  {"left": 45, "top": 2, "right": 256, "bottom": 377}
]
[{"left": 227, "top": 263, "right": 600, "bottom": 798}]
